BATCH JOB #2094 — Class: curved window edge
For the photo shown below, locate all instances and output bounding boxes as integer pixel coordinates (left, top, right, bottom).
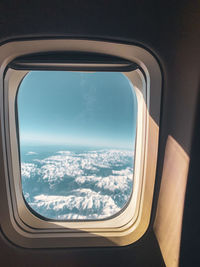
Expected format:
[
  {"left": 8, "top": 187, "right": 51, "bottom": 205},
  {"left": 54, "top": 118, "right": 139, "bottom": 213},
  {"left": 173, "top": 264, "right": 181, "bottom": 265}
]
[{"left": 0, "top": 39, "right": 161, "bottom": 248}]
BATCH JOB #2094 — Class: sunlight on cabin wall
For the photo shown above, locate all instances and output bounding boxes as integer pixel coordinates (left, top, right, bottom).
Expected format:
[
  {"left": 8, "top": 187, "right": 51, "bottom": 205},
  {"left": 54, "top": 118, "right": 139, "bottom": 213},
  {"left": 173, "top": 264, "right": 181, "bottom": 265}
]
[{"left": 154, "top": 135, "right": 190, "bottom": 267}]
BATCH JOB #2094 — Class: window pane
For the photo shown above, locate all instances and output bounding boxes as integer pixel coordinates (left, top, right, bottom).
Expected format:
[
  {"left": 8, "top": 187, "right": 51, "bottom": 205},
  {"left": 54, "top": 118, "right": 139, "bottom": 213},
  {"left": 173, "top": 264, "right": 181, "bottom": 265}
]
[{"left": 17, "top": 71, "right": 137, "bottom": 220}]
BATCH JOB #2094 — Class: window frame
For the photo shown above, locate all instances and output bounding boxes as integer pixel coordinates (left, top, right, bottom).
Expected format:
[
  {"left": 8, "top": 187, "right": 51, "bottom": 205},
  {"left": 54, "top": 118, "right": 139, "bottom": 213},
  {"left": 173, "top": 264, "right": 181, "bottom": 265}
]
[{"left": 0, "top": 39, "right": 161, "bottom": 248}]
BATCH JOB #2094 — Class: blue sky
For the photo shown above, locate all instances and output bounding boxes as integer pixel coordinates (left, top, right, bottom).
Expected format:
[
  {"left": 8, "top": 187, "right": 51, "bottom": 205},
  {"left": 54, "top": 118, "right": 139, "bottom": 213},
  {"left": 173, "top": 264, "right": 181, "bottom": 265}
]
[{"left": 17, "top": 71, "right": 137, "bottom": 149}]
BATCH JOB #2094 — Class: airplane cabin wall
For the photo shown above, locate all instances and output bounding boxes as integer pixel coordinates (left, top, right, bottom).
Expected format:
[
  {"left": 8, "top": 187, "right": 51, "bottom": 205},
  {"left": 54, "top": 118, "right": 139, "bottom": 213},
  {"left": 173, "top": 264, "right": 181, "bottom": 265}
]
[{"left": 0, "top": 1, "right": 199, "bottom": 266}]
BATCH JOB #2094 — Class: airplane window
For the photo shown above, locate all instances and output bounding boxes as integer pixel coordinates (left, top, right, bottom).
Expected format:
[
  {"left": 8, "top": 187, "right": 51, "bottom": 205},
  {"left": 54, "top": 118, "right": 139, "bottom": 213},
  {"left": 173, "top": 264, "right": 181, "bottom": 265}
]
[
  {"left": 1, "top": 40, "right": 161, "bottom": 247},
  {"left": 17, "top": 71, "right": 137, "bottom": 220}
]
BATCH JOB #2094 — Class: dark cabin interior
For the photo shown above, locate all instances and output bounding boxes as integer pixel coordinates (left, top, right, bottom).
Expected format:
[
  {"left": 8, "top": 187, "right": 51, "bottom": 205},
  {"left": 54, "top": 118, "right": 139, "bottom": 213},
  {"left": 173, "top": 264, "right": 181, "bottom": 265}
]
[{"left": 0, "top": 1, "right": 199, "bottom": 266}]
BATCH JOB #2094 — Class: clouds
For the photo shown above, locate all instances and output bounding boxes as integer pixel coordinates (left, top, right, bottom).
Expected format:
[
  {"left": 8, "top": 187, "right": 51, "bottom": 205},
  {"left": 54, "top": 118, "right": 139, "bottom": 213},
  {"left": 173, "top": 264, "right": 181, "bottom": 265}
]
[
  {"left": 26, "top": 151, "right": 38, "bottom": 155},
  {"left": 21, "top": 163, "right": 38, "bottom": 178},
  {"left": 75, "top": 167, "right": 133, "bottom": 193},
  {"left": 31, "top": 189, "right": 120, "bottom": 220},
  {"left": 21, "top": 149, "right": 134, "bottom": 220}
]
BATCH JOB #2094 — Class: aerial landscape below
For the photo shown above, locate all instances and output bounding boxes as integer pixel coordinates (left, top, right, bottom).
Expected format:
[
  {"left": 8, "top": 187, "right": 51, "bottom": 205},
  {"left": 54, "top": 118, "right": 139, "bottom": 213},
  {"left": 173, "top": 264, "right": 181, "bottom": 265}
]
[
  {"left": 21, "top": 146, "right": 134, "bottom": 220},
  {"left": 17, "top": 70, "right": 137, "bottom": 220}
]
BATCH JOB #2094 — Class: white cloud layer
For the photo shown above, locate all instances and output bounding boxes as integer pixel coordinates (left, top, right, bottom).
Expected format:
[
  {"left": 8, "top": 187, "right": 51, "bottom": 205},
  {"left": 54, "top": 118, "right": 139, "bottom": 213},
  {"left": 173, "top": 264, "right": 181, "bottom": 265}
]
[
  {"left": 21, "top": 149, "right": 134, "bottom": 219},
  {"left": 31, "top": 188, "right": 120, "bottom": 219},
  {"left": 26, "top": 151, "right": 38, "bottom": 155}
]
